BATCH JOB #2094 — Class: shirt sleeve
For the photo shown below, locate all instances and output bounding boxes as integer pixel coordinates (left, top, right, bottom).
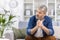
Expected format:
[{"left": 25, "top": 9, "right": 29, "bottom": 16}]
[
  {"left": 27, "top": 29, "right": 31, "bottom": 35},
  {"left": 47, "top": 18, "right": 54, "bottom": 36},
  {"left": 26, "top": 17, "right": 33, "bottom": 35},
  {"left": 49, "top": 29, "right": 53, "bottom": 35}
]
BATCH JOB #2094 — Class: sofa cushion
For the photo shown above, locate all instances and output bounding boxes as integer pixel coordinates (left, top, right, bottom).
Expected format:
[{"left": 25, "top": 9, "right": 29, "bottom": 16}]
[
  {"left": 53, "top": 26, "right": 60, "bottom": 39},
  {"left": 12, "top": 27, "right": 26, "bottom": 39}
]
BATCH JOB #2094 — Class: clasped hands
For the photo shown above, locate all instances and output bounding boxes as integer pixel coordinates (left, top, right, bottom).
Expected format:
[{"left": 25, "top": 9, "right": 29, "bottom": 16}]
[{"left": 36, "top": 19, "right": 44, "bottom": 29}]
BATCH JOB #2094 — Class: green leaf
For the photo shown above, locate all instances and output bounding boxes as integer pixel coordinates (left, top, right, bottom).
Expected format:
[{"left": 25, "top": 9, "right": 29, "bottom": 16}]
[
  {"left": 9, "top": 14, "right": 15, "bottom": 21},
  {"left": 0, "top": 17, "right": 2, "bottom": 24},
  {"left": 2, "top": 18, "right": 6, "bottom": 24}
]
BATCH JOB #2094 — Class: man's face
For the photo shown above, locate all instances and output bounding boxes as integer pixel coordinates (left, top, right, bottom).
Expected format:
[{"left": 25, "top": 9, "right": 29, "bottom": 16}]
[{"left": 36, "top": 8, "right": 46, "bottom": 20}]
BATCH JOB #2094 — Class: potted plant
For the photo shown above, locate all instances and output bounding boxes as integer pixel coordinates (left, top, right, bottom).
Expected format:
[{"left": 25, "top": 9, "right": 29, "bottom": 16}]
[{"left": 0, "top": 13, "right": 15, "bottom": 38}]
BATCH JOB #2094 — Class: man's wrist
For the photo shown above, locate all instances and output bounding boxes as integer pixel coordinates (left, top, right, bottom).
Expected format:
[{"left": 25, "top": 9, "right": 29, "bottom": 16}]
[
  {"left": 35, "top": 25, "right": 39, "bottom": 29},
  {"left": 41, "top": 25, "right": 45, "bottom": 29}
]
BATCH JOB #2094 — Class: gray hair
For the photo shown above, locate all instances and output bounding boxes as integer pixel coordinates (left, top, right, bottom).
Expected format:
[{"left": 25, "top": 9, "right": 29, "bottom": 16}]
[{"left": 38, "top": 5, "right": 47, "bottom": 12}]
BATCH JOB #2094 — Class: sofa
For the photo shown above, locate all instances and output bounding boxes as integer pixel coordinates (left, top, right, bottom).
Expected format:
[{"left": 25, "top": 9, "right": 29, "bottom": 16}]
[
  {"left": 5, "top": 26, "right": 59, "bottom": 40},
  {"left": 4, "top": 21, "right": 60, "bottom": 40},
  {"left": 53, "top": 26, "right": 60, "bottom": 40}
]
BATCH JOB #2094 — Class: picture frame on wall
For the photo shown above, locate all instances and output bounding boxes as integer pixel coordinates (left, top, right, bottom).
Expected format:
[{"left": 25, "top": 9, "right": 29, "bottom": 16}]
[{"left": 24, "top": 9, "right": 32, "bottom": 16}]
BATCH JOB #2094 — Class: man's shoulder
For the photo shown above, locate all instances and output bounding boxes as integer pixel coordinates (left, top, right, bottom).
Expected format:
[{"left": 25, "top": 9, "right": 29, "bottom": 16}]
[
  {"left": 45, "top": 16, "right": 52, "bottom": 20},
  {"left": 30, "top": 15, "right": 36, "bottom": 19}
]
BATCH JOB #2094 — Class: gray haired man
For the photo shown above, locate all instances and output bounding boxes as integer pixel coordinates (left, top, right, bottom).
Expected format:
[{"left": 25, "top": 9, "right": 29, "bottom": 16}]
[{"left": 25, "top": 5, "right": 56, "bottom": 40}]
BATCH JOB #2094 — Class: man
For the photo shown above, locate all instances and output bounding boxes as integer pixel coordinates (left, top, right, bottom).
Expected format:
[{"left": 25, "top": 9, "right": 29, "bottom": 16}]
[{"left": 25, "top": 5, "right": 56, "bottom": 40}]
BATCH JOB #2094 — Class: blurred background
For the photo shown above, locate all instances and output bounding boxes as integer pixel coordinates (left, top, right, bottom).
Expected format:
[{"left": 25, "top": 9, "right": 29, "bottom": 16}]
[{"left": 0, "top": 0, "right": 60, "bottom": 40}]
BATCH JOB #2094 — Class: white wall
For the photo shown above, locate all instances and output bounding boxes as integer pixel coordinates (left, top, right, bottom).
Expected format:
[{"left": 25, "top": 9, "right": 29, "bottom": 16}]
[{"left": 0, "top": 0, "right": 24, "bottom": 29}]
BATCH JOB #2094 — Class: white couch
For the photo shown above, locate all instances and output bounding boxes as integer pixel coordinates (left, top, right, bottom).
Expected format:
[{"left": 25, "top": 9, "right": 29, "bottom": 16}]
[
  {"left": 3, "top": 29, "right": 14, "bottom": 40},
  {"left": 3, "top": 26, "right": 60, "bottom": 40},
  {"left": 53, "top": 26, "right": 60, "bottom": 39}
]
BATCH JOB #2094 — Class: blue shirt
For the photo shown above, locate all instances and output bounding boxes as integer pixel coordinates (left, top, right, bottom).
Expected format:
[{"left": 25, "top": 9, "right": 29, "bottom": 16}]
[{"left": 27, "top": 15, "right": 54, "bottom": 37}]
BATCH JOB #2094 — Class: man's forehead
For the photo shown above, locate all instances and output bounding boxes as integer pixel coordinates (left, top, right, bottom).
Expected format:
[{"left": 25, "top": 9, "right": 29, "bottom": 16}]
[{"left": 37, "top": 8, "right": 45, "bottom": 12}]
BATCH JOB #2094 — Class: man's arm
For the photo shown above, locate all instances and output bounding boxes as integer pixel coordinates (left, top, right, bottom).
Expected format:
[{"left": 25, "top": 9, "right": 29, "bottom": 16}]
[
  {"left": 41, "top": 26, "right": 50, "bottom": 35},
  {"left": 41, "top": 18, "right": 54, "bottom": 35},
  {"left": 27, "top": 17, "right": 42, "bottom": 35},
  {"left": 30, "top": 26, "right": 38, "bottom": 34},
  {"left": 27, "top": 17, "right": 38, "bottom": 35}
]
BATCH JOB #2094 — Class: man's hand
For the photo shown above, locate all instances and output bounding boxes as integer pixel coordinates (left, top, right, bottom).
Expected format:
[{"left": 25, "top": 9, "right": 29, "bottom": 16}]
[
  {"left": 36, "top": 19, "right": 50, "bottom": 35},
  {"left": 36, "top": 20, "right": 44, "bottom": 28},
  {"left": 30, "top": 19, "right": 45, "bottom": 35}
]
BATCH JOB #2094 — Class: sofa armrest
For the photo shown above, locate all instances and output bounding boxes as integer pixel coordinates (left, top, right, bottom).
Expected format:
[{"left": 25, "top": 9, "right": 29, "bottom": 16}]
[
  {"left": 3, "top": 30, "right": 14, "bottom": 40},
  {"left": 53, "top": 26, "right": 60, "bottom": 39}
]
